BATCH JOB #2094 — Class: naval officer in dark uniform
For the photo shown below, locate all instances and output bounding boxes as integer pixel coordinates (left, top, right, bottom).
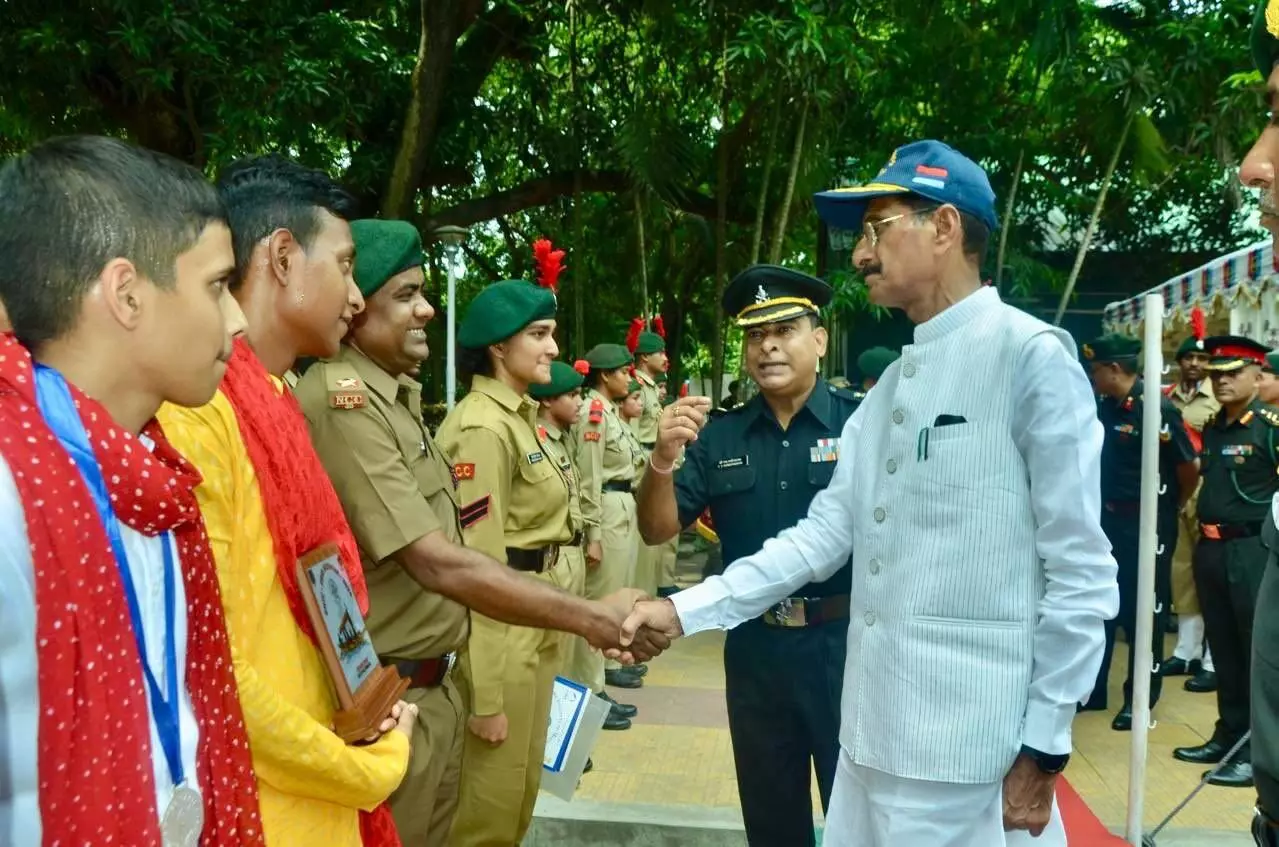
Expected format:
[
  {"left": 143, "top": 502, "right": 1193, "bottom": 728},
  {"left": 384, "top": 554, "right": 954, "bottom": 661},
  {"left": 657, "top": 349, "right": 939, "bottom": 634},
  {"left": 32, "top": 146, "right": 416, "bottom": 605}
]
[
  {"left": 1173, "top": 335, "right": 1279, "bottom": 789},
  {"left": 1081, "top": 335, "right": 1199, "bottom": 731},
  {"left": 635, "top": 265, "right": 860, "bottom": 846}
]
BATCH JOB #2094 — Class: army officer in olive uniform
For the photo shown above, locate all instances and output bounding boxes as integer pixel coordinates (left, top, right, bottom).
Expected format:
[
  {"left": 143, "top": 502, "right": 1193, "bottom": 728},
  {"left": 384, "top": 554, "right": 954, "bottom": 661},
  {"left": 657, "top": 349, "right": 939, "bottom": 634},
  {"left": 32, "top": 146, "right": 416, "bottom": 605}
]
[
  {"left": 299, "top": 222, "right": 661, "bottom": 844},
  {"left": 636, "top": 265, "right": 859, "bottom": 847},
  {"left": 1174, "top": 336, "right": 1279, "bottom": 789}
]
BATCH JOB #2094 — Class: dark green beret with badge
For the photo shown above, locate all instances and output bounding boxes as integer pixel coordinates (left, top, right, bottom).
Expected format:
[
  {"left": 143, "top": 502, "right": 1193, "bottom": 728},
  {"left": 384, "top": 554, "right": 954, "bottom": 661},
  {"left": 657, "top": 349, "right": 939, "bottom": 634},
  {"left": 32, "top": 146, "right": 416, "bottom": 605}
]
[
  {"left": 627, "top": 378, "right": 642, "bottom": 394},
  {"left": 722, "top": 264, "right": 832, "bottom": 328},
  {"left": 457, "top": 279, "right": 557, "bottom": 348},
  {"left": 350, "top": 219, "right": 424, "bottom": 299},
  {"left": 857, "top": 347, "right": 900, "bottom": 380},
  {"left": 1203, "top": 335, "right": 1270, "bottom": 372},
  {"left": 1176, "top": 336, "right": 1207, "bottom": 360},
  {"left": 1253, "top": 0, "right": 1279, "bottom": 78},
  {"left": 634, "top": 331, "right": 665, "bottom": 355},
  {"left": 528, "top": 360, "right": 585, "bottom": 399},
  {"left": 584, "top": 343, "right": 632, "bottom": 371},
  {"left": 1081, "top": 334, "right": 1141, "bottom": 364}
]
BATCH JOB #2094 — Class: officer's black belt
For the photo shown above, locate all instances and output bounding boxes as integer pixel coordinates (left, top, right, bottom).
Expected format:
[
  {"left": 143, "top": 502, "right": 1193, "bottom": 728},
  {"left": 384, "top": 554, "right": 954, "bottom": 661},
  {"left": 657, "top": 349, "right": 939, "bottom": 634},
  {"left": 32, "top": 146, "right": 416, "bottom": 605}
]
[
  {"left": 603, "top": 481, "right": 633, "bottom": 493},
  {"left": 393, "top": 653, "right": 454, "bottom": 689},
  {"left": 641, "top": 441, "right": 656, "bottom": 450},
  {"left": 507, "top": 544, "right": 559, "bottom": 573},
  {"left": 762, "top": 594, "right": 850, "bottom": 628},
  {"left": 1200, "top": 521, "right": 1263, "bottom": 541},
  {"left": 568, "top": 531, "right": 584, "bottom": 547}
]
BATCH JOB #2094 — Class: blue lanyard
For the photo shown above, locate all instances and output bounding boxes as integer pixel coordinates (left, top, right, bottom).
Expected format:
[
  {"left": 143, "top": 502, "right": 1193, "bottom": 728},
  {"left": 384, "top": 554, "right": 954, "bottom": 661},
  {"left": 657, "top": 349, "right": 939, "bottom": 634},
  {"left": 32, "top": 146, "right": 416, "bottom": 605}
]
[{"left": 33, "top": 365, "right": 184, "bottom": 787}]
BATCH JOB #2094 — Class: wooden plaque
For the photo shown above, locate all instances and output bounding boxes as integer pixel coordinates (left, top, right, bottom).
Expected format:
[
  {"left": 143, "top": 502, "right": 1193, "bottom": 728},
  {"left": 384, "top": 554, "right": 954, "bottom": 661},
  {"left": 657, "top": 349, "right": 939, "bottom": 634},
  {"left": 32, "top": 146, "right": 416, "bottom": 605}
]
[{"left": 297, "top": 543, "right": 409, "bottom": 743}]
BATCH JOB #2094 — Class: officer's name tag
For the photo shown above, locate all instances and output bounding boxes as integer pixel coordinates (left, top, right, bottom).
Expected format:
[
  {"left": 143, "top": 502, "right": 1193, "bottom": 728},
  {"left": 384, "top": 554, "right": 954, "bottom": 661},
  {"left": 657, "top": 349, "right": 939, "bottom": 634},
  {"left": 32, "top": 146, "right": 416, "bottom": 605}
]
[
  {"left": 526, "top": 450, "right": 545, "bottom": 464},
  {"left": 1222, "top": 444, "right": 1254, "bottom": 456},
  {"left": 716, "top": 456, "right": 748, "bottom": 470},
  {"left": 810, "top": 437, "right": 840, "bottom": 463}
]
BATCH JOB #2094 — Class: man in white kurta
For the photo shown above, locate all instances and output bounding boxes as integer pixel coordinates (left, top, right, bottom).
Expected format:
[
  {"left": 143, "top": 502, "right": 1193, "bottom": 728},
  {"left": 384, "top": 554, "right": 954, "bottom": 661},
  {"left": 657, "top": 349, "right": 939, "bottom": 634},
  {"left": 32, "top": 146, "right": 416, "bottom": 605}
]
[{"left": 628, "top": 140, "right": 1119, "bottom": 846}]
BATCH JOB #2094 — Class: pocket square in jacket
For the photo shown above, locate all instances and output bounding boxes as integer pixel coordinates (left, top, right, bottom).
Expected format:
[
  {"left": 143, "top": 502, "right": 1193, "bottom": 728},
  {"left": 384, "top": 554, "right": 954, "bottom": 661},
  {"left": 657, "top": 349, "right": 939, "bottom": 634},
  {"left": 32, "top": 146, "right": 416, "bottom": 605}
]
[{"left": 933, "top": 414, "right": 967, "bottom": 427}]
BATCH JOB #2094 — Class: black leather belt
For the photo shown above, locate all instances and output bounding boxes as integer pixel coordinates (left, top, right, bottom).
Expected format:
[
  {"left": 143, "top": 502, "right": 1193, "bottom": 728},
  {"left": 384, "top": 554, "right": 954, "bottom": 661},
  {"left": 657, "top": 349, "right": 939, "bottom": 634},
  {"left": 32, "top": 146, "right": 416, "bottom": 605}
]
[
  {"left": 393, "top": 654, "right": 455, "bottom": 689},
  {"left": 1200, "top": 522, "right": 1263, "bottom": 541},
  {"left": 603, "top": 481, "right": 633, "bottom": 493},
  {"left": 507, "top": 545, "right": 559, "bottom": 573},
  {"left": 762, "top": 595, "right": 850, "bottom": 628}
]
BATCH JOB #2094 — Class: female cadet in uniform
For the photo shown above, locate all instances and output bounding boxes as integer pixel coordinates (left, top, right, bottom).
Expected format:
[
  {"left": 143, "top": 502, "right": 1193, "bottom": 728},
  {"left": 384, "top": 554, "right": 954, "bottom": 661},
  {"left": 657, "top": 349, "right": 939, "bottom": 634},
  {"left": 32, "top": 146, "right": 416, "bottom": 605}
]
[
  {"left": 572, "top": 344, "right": 646, "bottom": 694},
  {"left": 435, "top": 279, "right": 575, "bottom": 846}
]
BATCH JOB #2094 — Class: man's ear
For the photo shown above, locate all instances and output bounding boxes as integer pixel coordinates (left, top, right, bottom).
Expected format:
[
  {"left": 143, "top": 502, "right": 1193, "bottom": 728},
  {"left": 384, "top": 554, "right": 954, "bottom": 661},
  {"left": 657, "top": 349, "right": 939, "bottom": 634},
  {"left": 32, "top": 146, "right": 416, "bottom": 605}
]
[
  {"left": 932, "top": 205, "right": 963, "bottom": 253},
  {"left": 99, "top": 257, "right": 146, "bottom": 330},
  {"left": 267, "top": 228, "right": 299, "bottom": 285},
  {"left": 813, "top": 325, "right": 829, "bottom": 358}
]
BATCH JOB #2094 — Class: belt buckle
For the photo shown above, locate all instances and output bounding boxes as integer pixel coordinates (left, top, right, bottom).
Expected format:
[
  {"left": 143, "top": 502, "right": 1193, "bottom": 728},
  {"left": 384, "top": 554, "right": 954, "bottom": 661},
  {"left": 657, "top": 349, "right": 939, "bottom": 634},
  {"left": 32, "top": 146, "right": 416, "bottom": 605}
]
[
  {"left": 1202, "top": 524, "right": 1222, "bottom": 540},
  {"left": 771, "top": 598, "right": 807, "bottom": 628},
  {"left": 442, "top": 651, "right": 456, "bottom": 680}
]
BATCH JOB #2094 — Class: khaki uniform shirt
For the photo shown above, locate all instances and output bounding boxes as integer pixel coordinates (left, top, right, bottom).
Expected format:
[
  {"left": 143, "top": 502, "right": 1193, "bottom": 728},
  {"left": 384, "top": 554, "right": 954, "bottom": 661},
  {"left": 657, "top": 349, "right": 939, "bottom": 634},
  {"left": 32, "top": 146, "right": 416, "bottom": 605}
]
[
  {"left": 1168, "top": 379, "right": 1220, "bottom": 434},
  {"left": 631, "top": 369, "right": 662, "bottom": 446},
  {"left": 538, "top": 420, "right": 584, "bottom": 538},
  {"left": 435, "top": 375, "right": 573, "bottom": 561},
  {"left": 572, "top": 388, "right": 643, "bottom": 544},
  {"left": 295, "top": 345, "right": 469, "bottom": 661}
]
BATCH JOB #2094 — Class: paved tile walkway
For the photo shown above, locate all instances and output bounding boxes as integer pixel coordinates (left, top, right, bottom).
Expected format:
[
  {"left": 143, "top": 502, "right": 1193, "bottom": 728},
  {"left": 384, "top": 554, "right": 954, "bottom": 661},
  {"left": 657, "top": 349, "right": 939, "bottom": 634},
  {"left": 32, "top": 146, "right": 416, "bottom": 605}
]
[{"left": 572, "top": 547, "right": 1256, "bottom": 837}]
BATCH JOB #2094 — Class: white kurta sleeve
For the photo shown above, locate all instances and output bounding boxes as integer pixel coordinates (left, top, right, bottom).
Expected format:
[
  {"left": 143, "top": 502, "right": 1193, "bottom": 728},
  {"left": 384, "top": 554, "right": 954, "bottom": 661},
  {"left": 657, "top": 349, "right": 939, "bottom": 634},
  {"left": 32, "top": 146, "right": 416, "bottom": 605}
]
[
  {"left": 1011, "top": 333, "right": 1120, "bottom": 755},
  {"left": 672, "top": 409, "right": 862, "bottom": 635}
]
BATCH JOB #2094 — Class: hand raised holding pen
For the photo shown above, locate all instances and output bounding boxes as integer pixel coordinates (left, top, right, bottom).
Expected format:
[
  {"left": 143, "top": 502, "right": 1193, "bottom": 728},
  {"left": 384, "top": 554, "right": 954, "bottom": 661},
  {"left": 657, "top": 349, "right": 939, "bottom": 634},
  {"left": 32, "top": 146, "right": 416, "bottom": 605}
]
[{"left": 653, "top": 397, "right": 713, "bottom": 469}]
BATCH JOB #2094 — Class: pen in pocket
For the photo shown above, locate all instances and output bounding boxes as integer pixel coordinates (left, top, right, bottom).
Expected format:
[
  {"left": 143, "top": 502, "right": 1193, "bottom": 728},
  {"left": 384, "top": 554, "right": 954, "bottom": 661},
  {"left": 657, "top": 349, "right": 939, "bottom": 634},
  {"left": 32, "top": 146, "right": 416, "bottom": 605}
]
[{"left": 916, "top": 427, "right": 930, "bottom": 462}]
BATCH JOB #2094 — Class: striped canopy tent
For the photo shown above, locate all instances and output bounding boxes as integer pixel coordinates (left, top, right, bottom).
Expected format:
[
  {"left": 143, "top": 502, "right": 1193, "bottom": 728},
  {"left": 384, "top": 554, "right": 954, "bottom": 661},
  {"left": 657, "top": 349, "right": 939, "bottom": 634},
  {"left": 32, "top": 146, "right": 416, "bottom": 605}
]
[{"left": 1102, "top": 240, "right": 1278, "bottom": 357}]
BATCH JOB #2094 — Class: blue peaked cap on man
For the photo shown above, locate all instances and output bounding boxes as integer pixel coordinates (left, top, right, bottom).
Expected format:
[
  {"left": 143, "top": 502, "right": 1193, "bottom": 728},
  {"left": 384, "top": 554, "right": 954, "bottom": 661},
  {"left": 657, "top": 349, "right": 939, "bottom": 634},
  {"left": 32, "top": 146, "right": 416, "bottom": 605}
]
[{"left": 813, "top": 140, "right": 998, "bottom": 233}]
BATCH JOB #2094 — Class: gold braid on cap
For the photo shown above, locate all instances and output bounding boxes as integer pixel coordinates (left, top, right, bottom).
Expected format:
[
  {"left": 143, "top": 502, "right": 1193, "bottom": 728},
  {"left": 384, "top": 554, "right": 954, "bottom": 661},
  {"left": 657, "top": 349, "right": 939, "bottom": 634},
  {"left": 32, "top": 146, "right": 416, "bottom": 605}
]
[
  {"left": 737, "top": 296, "right": 817, "bottom": 319},
  {"left": 1269, "top": 0, "right": 1279, "bottom": 38}
]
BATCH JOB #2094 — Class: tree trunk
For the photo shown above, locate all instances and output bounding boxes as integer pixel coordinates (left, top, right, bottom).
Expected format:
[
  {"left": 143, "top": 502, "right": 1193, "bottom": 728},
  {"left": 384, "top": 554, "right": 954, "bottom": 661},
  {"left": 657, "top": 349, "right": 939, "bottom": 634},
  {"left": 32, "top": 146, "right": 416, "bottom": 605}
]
[
  {"left": 635, "top": 191, "right": 649, "bottom": 320},
  {"left": 570, "top": 0, "right": 584, "bottom": 356},
  {"left": 710, "top": 27, "right": 730, "bottom": 397},
  {"left": 994, "top": 148, "right": 1024, "bottom": 289},
  {"left": 1053, "top": 113, "right": 1134, "bottom": 326},
  {"left": 768, "top": 96, "right": 809, "bottom": 265},
  {"left": 749, "top": 97, "right": 783, "bottom": 265}
]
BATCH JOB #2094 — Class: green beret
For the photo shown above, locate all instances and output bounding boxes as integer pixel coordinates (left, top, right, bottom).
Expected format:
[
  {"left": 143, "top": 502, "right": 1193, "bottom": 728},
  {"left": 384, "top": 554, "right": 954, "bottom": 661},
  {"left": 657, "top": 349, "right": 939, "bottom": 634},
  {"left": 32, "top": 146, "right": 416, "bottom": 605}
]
[
  {"left": 857, "top": 346, "right": 899, "bottom": 380},
  {"left": 1253, "top": 0, "right": 1279, "bottom": 78},
  {"left": 1266, "top": 351, "right": 1279, "bottom": 374},
  {"left": 528, "top": 360, "right": 584, "bottom": 399},
  {"left": 627, "top": 378, "right": 642, "bottom": 394},
  {"left": 1176, "top": 336, "right": 1207, "bottom": 360},
  {"left": 634, "top": 332, "right": 665, "bottom": 355},
  {"left": 350, "top": 219, "right": 424, "bottom": 299},
  {"left": 585, "top": 343, "right": 631, "bottom": 370},
  {"left": 1081, "top": 334, "right": 1140, "bottom": 363},
  {"left": 655, "top": 371, "right": 668, "bottom": 384},
  {"left": 457, "top": 280, "right": 557, "bottom": 348}
]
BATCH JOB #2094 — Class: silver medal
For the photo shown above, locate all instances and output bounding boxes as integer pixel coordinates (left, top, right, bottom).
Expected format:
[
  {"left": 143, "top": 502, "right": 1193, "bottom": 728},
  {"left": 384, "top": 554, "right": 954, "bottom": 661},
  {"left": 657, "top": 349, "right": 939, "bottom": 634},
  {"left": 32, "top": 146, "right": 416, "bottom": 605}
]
[{"left": 160, "top": 783, "right": 204, "bottom": 847}]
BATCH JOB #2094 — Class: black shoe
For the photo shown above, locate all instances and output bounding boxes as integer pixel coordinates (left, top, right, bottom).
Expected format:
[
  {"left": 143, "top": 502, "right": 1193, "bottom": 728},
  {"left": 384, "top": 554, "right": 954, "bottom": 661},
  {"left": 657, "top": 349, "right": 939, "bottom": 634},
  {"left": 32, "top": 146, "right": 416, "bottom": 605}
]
[
  {"left": 598, "top": 691, "right": 637, "bottom": 719},
  {"left": 602, "top": 712, "right": 632, "bottom": 731},
  {"left": 605, "top": 668, "right": 643, "bottom": 689},
  {"left": 1077, "top": 700, "right": 1107, "bottom": 713},
  {"left": 628, "top": 663, "right": 649, "bottom": 678},
  {"left": 656, "top": 585, "right": 680, "bottom": 598},
  {"left": 1162, "top": 657, "right": 1203, "bottom": 677},
  {"left": 1174, "top": 739, "right": 1231, "bottom": 764},
  {"left": 584, "top": 757, "right": 594, "bottom": 773},
  {"left": 1253, "top": 809, "right": 1279, "bottom": 846},
  {"left": 1111, "top": 707, "right": 1133, "bottom": 732},
  {"left": 1206, "top": 761, "right": 1254, "bottom": 788},
  {"left": 1185, "top": 670, "right": 1218, "bottom": 693}
]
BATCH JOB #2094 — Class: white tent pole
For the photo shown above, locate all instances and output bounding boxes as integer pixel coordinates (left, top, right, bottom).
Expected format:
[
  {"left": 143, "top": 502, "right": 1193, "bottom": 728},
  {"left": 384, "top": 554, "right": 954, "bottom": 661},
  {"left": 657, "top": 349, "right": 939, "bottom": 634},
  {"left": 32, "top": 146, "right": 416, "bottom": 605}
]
[
  {"left": 1126, "top": 293, "right": 1162, "bottom": 845},
  {"left": 446, "top": 248, "right": 458, "bottom": 411}
]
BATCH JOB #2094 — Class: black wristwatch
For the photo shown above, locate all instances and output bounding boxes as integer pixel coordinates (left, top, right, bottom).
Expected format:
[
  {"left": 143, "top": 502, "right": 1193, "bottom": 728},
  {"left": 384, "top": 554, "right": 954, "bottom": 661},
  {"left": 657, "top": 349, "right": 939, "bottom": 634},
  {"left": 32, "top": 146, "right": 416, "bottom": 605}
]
[{"left": 1020, "top": 745, "right": 1070, "bottom": 774}]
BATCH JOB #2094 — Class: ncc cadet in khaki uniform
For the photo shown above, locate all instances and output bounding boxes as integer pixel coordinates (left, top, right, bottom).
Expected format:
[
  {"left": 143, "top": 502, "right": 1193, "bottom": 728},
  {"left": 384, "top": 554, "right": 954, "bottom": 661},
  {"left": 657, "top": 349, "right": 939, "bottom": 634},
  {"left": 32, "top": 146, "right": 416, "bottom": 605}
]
[
  {"left": 631, "top": 331, "right": 681, "bottom": 598},
  {"left": 574, "top": 343, "right": 648, "bottom": 693},
  {"left": 1164, "top": 331, "right": 1220, "bottom": 693},
  {"left": 436, "top": 279, "right": 580, "bottom": 846},
  {"left": 300, "top": 225, "right": 663, "bottom": 846},
  {"left": 531, "top": 362, "right": 637, "bottom": 732}
]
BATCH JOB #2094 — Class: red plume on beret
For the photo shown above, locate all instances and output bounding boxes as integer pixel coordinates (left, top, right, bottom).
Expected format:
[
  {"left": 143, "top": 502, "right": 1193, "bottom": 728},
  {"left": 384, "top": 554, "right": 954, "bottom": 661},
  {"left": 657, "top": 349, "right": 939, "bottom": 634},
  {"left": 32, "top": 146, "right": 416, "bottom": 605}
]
[
  {"left": 1191, "top": 306, "right": 1206, "bottom": 342},
  {"left": 572, "top": 359, "right": 590, "bottom": 375},
  {"left": 533, "top": 238, "right": 565, "bottom": 293},
  {"left": 626, "top": 316, "right": 645, "bottom": 354},
  {"left": 652, "top": 315, "right": 666, "bottom": 339}
]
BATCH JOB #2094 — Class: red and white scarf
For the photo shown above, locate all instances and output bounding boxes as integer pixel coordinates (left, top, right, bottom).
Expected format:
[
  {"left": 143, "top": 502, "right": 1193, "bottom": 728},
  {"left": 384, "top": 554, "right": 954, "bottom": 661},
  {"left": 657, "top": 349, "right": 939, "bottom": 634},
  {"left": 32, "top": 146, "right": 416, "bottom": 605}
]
[{"left": 0, "top": 333, "right": 263, "bottom": 846}]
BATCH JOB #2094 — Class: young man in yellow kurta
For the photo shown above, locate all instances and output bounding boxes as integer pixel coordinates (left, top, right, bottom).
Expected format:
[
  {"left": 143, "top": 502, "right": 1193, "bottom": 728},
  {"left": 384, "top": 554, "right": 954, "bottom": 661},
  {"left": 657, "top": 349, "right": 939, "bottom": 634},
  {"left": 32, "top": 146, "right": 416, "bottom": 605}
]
[{"left": 159, "top": 156, "right": 411, "bottom": 846}]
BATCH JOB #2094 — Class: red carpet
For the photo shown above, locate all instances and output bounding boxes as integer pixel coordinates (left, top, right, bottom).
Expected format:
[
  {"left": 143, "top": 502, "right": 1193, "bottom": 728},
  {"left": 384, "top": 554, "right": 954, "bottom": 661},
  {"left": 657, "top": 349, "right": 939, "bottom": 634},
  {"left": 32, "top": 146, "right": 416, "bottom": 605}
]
[{"left": 1059, "top": 777, "right": 1128, "bottom": 845}]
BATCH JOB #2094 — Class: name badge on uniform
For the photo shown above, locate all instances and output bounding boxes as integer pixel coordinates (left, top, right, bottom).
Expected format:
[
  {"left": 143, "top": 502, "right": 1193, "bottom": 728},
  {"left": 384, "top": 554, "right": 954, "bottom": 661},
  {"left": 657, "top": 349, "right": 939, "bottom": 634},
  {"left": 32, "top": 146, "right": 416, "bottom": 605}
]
[
  {"left": 1114, "top": 423, "right": 1136, "bottom": 435},
  {"left": 1222, "top": 444, "right": 1254, "bottom": 456},
  {"left": 716, "top": 455, "right": 748, "bottom": 470},
  {"left": 526, "top": 450, "right": 545, "bottom": 464},
  {"left": 810, "top": 437, "right": 840, "bottom": 463}
]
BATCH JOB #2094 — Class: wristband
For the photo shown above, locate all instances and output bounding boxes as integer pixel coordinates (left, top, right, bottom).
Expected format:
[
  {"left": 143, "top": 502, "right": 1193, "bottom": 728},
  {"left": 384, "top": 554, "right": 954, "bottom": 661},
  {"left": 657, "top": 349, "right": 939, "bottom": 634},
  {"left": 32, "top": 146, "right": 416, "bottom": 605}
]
[{"left": 649, "top": 454, "right": 675, "bottom": 475}]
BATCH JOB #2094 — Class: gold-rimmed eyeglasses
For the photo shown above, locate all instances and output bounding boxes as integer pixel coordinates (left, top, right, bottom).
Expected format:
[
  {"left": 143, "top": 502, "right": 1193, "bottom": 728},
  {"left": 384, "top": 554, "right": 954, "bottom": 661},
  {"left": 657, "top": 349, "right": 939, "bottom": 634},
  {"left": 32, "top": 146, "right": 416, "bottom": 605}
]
[{"left": 862, "top": 206, "right": 939, "bottom": 249}]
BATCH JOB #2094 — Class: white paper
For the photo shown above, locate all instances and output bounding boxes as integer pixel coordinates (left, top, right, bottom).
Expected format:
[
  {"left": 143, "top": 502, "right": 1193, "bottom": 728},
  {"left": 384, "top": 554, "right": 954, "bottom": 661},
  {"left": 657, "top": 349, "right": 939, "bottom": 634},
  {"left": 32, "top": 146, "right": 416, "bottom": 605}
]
[
  {"left": 544, "top": 677, "right": 589, "bottom": 771},
  {"left": 540, "top": 677, "right": 610, "bottom": 801}
]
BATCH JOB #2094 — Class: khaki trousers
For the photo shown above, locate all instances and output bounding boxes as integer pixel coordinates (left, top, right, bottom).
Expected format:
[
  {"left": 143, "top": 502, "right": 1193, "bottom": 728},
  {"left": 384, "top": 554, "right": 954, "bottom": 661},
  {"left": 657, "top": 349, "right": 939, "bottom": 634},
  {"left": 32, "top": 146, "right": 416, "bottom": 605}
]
[
  {"left": 581, "top": 491, "right": 637, "bottom": 680},
  {"left": 387, "top": 678, "right": 465, "bottom": 846},
  {"left": 657, "top": 535, "right": 680, "bottom": 588},
  {"left": 449, "top": 560, "right": 570, "bottom": 847},
  {"left": 1173, "top": 495, "right": 1201, "bottom": 616}
]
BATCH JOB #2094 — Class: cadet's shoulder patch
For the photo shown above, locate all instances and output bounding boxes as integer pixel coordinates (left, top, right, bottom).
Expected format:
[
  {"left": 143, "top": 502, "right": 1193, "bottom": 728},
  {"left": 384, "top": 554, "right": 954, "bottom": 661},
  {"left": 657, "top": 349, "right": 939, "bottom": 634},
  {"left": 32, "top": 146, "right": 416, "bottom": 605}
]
[
  {"left": 325, "top": 363, "right": 367, "bottom": 410},
  {"left": 588, "top": 397, "right": 605, "bottom": 425},
  {"left": 584, "top": 431, "right": 602, "bottom": 442},
  {"left": 454, "top": 462, "right": 476, "bottom": 480},
  {"left": 459, "top": 495, "right": 490, "bottom": 528},
  {"left": 537, "top": 425, "right": 549, "bottom": 441}
]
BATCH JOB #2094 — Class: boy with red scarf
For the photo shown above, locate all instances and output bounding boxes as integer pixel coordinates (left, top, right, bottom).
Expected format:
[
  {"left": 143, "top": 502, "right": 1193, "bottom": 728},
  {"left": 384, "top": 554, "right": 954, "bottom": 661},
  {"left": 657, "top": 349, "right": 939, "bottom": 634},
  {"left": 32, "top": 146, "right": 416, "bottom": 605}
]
[
  {"left": 0, "top": 136, "right": 261, "bottom": 845},
  {"left": 157, "top": 156, "right": 415, "bottom": 847}
]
